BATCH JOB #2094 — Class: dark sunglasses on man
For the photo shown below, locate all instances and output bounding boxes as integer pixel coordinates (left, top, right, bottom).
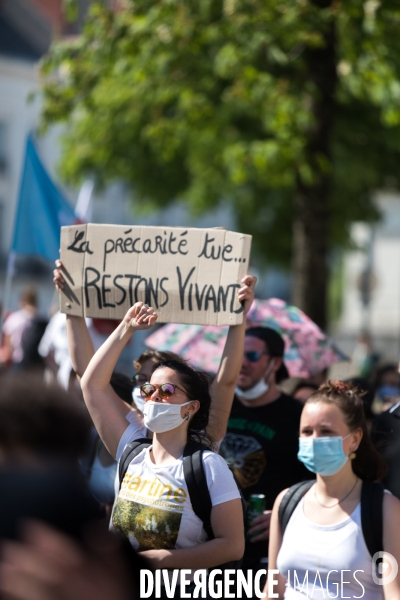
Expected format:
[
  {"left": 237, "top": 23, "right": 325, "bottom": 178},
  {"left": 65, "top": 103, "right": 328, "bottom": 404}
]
[{"left": 244, "top": 351, "right": 269, "bottom": 362}]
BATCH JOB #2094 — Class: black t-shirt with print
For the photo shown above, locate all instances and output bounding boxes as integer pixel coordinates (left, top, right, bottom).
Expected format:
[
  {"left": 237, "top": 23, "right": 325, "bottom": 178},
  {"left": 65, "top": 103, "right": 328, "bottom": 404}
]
[
  {"left": 220, "top": 393, "right": 310, "bottom": 568},
  {"left": 371, "top": 402, "right": 400, "bottom": 500}
]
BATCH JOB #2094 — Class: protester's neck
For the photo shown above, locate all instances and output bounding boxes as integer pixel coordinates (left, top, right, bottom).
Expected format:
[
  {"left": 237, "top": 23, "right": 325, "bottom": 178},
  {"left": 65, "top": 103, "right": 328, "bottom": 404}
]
[
  {"left": 316, "top": 465, "right": 360, "bottom": 499},
  {"left": 150, "top": 428, "right": 188, "bottom": 464},
  {"left": 237, "top": 384, "right": 281, "bottom": 408}
]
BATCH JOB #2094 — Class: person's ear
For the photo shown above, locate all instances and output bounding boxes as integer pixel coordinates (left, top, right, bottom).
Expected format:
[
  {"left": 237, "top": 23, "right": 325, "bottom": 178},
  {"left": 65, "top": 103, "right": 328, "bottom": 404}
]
[
  {"left": 350, "top": 427, "right": 363, "bottom": 454},
  {"left": 185, "top": 400, "right": 200, "bottom": 419},
  {"left": 270, "top": 356, "right": 282, "bottom": 374}
]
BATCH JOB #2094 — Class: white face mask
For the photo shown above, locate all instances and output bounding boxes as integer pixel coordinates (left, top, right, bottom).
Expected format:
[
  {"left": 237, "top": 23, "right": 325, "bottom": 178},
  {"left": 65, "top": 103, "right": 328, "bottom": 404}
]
[
  {"left": 235, "top": 378, "right": 270, "bottom": 400},
  {"left": 143, "top": 400, "right": 193, "bottom": 433},
  {"left": 132, "top": 386, "right": 145, "bottom": 413},
  {"left": 236, "top": 359, "right": 275, "bottom": 401}
]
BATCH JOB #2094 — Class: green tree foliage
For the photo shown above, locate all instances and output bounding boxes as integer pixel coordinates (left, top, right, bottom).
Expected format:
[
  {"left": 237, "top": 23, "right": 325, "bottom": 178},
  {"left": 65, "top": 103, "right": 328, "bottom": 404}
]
[{"left": 40, "top": 0, "right": 400, "bottom": 326}]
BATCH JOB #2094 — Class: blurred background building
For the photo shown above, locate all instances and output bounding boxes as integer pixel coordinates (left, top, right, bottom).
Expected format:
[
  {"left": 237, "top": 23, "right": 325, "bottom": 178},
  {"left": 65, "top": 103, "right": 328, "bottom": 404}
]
[
  {"left": 0, "top": 0, "right": 78, "bottom": 308},
  {"left": 335, "top": 191, "right": 400, "bottom": 368}
]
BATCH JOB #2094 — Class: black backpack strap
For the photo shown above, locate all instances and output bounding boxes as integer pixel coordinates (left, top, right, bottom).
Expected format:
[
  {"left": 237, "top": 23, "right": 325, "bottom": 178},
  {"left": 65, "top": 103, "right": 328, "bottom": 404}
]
[
  {"left": 361, "top": 480, "right": 384, "bottom": 558},
  {"left": 183, "top": 442, "right": 214, "bottom": 540},
  {"left": 279, "top": 480, "right": 315, "bottom": 535},
  {"left": 118, "top": 438, "right": 152, "bottom": 488},
  {"left": 183, "top": 442, "right": 245, "bottom": 571}
]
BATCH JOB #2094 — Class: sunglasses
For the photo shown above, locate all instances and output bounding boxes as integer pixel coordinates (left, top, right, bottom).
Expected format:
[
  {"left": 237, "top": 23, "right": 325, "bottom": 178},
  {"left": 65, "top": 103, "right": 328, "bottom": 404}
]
[
  {"left": 244, "top": 351, "right": 269, "bottom": 362},
  {"left": 132, "top": 373, "right": 148, "bottom": 387},
  {"left": 140, "top": 383, "right": 187, "bottom": 399}
]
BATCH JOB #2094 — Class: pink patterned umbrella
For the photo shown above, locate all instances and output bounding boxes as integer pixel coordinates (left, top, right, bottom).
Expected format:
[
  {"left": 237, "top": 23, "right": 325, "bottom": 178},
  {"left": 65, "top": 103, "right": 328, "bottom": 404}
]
[{"left": 145, "top": 298, "right": 347, "bottom": 378}]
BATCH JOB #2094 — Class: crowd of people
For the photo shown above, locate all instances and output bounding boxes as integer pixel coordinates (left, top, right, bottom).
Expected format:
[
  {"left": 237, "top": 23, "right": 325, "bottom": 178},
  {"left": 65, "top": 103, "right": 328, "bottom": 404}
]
[{"left": 0, "top": 266, "right": 399, "bottom": 600}]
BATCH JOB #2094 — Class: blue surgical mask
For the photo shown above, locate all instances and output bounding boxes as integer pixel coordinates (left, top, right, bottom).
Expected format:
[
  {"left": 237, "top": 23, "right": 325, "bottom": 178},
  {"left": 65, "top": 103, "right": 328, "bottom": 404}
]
[
  {"left": 377, "top": 385, "right": 400, "bottom": 400},
  {"left": 297, "top": 435, "right": 351, "bottom": 476}
]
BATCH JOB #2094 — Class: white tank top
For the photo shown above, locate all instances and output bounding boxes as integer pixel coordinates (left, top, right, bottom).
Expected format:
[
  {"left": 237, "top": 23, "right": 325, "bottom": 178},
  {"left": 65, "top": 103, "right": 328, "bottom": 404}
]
[{"left": 277, "top": 497, "right": 383, "bottom": 600}]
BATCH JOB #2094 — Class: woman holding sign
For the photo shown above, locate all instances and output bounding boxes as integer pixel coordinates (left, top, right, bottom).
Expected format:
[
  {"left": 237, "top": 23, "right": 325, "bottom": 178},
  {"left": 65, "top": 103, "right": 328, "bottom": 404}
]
[
  {"left": 79, "top": 292, "right": 254, "bottom": 581},
  {"left": 55, "top": 264, "right": 255, "bottom": 566},
  {"left": 53, "top": 262, "right": 255, "bottom": 445}
]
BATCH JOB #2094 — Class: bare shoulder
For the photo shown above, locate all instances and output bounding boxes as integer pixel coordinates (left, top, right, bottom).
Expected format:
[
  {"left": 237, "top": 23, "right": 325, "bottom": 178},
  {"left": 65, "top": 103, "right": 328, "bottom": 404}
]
[
  {"left": 273, "top": 487, "right": 290, "bottom": 511},
  {"left": 383, "top": 490, "right": 400, "bottom": 515}
]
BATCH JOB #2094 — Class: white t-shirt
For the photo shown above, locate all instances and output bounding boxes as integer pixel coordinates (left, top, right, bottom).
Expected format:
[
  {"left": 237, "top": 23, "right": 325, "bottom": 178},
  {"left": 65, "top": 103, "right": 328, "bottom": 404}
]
[
  {"left": 38, "top": 313, "right": 108, "bottom": 390},
  {"left": 112, "top": 427, "right": 240, "bottom": 555},
  {"left": 38, "top": 311, "right": 72, "bottom": 388},
  {"left": 277, "top": 497, "right": 384, "bottom": 600},
  {"left": 38, "top": 311, "right": 69, "bottom": 363},
  {"left": 125, "top": 408, "right": 145, "bottom": 427},
  {"left": 115, "top": 410, "right": 147, "bottom": 460}
]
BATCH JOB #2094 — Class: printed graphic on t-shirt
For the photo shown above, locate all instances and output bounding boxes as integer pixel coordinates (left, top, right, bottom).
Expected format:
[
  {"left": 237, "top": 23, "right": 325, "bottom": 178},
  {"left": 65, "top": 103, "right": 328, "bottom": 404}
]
[
  {"left": 220, "top": 433, "right": 267, "bottom": 489},
  {"left": 112, "top": 471, "right": 187, "bottom": 550}
]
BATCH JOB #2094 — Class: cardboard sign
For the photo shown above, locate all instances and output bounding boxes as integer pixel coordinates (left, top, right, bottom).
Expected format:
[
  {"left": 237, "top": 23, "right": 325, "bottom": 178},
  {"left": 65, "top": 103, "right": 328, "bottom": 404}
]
[{"left": 59, "top": 224, "right": 252, "bottom": 326}]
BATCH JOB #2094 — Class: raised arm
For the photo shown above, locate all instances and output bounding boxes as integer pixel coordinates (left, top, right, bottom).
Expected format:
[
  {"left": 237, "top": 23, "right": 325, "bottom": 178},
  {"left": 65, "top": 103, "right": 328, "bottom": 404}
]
[
  {"left": 54, "top": 261, "right": 95, "bottom": 381},
  {"left": 80, "top": 303, "right": 157, "bottom": 458},
  {"left": 207, "top": 275, "right": 256, "bottom": 442},
  {"left": 54, "top": 260, "right": 132, "bottom": 420}
]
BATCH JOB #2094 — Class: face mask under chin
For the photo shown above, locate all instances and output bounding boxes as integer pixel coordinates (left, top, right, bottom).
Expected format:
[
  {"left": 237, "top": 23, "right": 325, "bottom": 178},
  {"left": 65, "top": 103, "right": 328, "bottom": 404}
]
[
  {"left": 235, "top": 359, "right": 275, "bottom": 401},
  {"left": 235, "top": 378, "right": 270, "bottom": 401}
]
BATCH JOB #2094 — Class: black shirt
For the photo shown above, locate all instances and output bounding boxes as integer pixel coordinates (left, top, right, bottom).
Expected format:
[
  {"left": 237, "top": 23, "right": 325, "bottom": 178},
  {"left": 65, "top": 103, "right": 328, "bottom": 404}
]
[
  {"left": 220, "top": 392, "right": 310, "bottom": 567},
  {"left": 371, "top": 402, "right": 400, "bottom": 500}
]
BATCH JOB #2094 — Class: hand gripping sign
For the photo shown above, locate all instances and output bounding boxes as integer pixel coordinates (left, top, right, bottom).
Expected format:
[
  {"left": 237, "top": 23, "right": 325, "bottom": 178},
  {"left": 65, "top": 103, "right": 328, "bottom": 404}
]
[{"left": 59, "top": 224, "right": 252, "bottom": 326}]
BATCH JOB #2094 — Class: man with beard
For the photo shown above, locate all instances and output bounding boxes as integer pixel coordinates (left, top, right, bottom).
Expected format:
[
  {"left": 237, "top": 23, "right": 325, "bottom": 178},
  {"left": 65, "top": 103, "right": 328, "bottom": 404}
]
[{"left": 219, "top": 327, "right": 309, "bottom": 576}]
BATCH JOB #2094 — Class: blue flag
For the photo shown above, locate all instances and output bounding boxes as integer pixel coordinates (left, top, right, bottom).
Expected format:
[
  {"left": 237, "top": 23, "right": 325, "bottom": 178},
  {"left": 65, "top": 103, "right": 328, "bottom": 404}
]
[{"left": 11, "top": 136, "right": 77, "bottom": 261}]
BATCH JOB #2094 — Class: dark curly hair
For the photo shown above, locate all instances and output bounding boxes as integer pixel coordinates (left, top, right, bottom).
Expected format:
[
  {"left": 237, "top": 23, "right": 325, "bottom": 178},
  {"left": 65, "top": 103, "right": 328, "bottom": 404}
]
[
  {"left": 151, "top": 360, "right": 216, "bottom": 451},
  {"left": 305, "top": 380, "right": 387, "bottom": 481},
  {"left": 133, "top": 349, "right": 184, "bottom": 372}
]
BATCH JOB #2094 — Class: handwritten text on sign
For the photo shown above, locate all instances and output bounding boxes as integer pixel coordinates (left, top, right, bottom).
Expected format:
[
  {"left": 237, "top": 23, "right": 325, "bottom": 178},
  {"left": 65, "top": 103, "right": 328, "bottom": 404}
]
[{"left": 59, "top": 225, "right": 252, "bottom": 325}]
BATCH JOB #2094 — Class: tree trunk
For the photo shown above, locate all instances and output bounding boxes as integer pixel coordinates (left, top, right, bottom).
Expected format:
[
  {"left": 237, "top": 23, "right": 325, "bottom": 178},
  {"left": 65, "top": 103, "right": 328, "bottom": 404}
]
[{"left": 292, "top": 1, "right": 337, "bottom": 331}]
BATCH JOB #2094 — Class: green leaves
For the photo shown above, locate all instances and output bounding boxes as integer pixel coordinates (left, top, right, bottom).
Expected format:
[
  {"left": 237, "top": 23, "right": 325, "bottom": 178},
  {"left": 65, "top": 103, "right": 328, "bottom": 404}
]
[{"left": 41, "top": 0, "right": 400, "bottom": 268}]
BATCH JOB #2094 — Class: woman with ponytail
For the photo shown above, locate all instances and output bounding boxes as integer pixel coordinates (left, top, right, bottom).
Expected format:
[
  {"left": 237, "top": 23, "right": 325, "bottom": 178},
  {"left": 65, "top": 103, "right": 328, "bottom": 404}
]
[{"left": 264, "top": 381, "right": 400, "bottom": 600}]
